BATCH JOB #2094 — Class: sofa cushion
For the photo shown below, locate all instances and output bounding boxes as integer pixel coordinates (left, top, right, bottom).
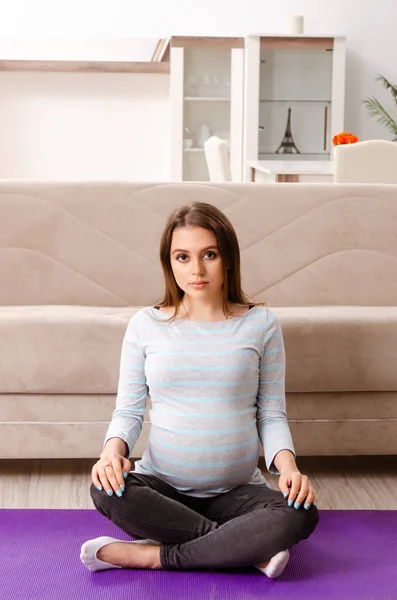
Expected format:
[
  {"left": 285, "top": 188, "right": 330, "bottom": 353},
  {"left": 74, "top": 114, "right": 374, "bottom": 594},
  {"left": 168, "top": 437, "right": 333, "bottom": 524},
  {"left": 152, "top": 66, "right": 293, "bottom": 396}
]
[
  {"left": 0, "top": 306, "right": 141, "bottom": 394},
  {"left": 273, "top": 306, "right": 397, "bottom": 392},
  {"left": 1, "top": 305, "right": 396, "bottom": 394}
]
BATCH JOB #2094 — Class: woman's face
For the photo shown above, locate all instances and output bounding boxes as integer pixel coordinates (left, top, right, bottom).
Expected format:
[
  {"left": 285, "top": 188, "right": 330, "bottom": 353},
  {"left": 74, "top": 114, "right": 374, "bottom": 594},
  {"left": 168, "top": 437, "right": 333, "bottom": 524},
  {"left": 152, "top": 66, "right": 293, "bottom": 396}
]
[{"left": 170, "top": 227, "right": 225, "bottom": 299}]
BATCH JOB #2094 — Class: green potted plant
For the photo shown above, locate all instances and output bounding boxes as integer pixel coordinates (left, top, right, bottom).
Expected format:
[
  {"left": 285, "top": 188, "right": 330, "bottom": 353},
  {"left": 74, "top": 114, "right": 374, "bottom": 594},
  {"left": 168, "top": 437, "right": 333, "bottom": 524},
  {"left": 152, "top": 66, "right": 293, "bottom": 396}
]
[{"left": 363, "top": 75, "right": 397, "bottom": 140}]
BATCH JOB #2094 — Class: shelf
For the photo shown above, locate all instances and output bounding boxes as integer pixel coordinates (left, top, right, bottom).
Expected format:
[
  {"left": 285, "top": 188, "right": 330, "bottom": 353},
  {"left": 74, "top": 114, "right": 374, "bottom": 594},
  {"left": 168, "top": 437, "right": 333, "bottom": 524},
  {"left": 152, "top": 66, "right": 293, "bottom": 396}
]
[
  {"left": 259, "top": 99, "right": 331, "bottom": 104},
  {"left": 184, "top": 96, "right": 230, "bottom": 102},
  {"left": 172, "top": 37, "right": 244, "bottom": 50},
  {"left": 0, "top": 59, "right": 170, "bottom": 73},
  {"left": 184, "top": 148, "right": 230, "bottom": 153},
  {"left": 259, "top": 152, "right": 331, "bottom": 158},
  {"left": 259, "top": 36, "right": 335, "bottom": 51}
]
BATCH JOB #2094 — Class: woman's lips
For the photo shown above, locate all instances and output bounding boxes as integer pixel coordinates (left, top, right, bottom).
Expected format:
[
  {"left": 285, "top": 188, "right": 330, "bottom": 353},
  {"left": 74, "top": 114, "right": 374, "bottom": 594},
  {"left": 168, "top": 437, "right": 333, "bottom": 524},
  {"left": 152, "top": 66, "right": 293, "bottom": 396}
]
[{"left": 190, "top": 282, "right": 208, "bottom": 288}]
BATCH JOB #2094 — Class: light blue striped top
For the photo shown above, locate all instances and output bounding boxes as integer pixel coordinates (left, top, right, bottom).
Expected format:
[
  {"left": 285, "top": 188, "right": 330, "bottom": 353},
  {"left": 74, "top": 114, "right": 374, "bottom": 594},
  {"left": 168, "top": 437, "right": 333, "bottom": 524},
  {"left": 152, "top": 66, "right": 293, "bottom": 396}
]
[{"left": 104, "top": 305, "right": 295, "bottom": 498}]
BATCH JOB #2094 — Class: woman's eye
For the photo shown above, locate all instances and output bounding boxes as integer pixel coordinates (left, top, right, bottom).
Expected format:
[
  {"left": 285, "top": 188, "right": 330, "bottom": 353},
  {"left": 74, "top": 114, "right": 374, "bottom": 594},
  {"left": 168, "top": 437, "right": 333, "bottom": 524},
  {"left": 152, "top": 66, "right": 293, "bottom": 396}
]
[{"left": 176, "top": 252, "right": 217, "bottom": 262}]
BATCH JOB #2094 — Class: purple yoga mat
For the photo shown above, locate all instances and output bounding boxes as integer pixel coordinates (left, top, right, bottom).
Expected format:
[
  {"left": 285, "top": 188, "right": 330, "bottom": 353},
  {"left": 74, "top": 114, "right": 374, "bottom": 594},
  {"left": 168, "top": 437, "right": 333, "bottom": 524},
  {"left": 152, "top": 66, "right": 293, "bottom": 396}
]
[{"left": 1, "top": 509, "right": 395, "bottom": 600}]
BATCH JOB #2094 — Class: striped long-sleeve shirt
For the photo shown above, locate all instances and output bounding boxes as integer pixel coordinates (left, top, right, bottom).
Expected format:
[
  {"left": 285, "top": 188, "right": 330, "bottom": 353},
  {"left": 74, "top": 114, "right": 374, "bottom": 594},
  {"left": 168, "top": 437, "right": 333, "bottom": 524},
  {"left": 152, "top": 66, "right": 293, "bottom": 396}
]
[{"left": 103, "top": 305, "right": 295, "bottom": 498}]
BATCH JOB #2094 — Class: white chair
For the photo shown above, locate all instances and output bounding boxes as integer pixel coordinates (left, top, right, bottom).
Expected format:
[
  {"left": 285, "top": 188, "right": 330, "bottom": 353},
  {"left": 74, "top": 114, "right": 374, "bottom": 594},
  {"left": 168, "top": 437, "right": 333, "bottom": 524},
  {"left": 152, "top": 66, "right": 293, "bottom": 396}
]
[
  {"left": 334, "top": 139, "right": 397, "bottom": 183},
  {"left": 204, "top": 136, "right": 232, "bottom": 182}
]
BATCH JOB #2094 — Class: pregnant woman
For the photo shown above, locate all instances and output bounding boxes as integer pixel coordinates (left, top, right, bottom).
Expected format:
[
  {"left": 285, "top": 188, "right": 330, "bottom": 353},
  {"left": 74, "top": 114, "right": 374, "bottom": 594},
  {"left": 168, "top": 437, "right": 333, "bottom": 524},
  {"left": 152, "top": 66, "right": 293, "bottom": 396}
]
[{"left": 81, "top": 201, "right": 319, "bottom": 578}]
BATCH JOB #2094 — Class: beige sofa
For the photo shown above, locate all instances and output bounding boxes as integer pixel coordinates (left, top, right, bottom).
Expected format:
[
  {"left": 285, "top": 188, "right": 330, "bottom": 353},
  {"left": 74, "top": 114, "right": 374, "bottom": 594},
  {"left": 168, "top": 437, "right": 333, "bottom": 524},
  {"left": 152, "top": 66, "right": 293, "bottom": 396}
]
[{"left": 1, "top": 182, "right": 396, "bottom": 459}]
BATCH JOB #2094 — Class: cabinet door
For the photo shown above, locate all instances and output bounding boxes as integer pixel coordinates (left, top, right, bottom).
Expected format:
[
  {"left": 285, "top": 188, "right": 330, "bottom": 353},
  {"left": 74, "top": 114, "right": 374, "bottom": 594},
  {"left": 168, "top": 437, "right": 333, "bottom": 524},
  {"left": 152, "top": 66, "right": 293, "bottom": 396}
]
[
  {"left": 330, "top": 37, "right": 346, "bottom": 154},
  {"left": 170, "top": 46, "right": 184, "bottom": 181},
  {"left": 259, "top": 46, "right": 333, "bottom": 159},
  {"left": 229, "top": 47, "right": 244, "bottom": 182},
  {"left": 171, "top": 38, "right": 244, "bottom": 182},
  {"left": 243, "top": 35, "right": 261, "bottom": 181},
  {"left": 243, "top": 35, "right": 346, "bottom": 180}
]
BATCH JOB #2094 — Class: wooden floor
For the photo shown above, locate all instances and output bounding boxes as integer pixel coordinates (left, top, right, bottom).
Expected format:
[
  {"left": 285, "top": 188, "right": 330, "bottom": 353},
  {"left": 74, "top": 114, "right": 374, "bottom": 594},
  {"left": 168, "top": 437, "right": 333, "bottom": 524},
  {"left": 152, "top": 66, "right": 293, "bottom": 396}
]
[{"left": 1, "top": 456, "right": 396, "bottom": 510}]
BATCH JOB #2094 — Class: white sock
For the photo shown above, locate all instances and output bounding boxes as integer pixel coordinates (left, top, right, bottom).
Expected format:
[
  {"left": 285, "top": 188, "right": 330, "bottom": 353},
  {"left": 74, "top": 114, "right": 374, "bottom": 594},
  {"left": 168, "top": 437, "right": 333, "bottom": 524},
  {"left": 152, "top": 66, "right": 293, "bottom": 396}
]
[
  {"left": 255, "top": 549, "right": 289, "bottom": 579},
  {"left": 80, "top": 536, "right": 160, "bottom": 572}
]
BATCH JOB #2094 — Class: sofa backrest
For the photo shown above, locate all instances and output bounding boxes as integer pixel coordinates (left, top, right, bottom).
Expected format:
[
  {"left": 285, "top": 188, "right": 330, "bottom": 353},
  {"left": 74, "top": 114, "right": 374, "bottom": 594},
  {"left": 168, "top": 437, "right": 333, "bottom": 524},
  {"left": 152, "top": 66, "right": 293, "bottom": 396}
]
[{"left": 1, "top": 182, "right": 397, "bottom": 307}]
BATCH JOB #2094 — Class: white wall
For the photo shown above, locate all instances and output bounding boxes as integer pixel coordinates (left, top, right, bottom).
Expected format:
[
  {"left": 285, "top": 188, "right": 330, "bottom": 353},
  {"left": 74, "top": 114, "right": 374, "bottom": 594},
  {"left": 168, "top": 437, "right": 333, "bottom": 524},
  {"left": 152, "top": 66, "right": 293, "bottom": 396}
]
[
  {"left": 0, "top": 0, "right": 395, "bottom": 179},
  {"left": 0, "top": 71, "right": 170, "bottom": 180},
  {"left": 0, "top": 35, "right": 171, "bottom": 180}
]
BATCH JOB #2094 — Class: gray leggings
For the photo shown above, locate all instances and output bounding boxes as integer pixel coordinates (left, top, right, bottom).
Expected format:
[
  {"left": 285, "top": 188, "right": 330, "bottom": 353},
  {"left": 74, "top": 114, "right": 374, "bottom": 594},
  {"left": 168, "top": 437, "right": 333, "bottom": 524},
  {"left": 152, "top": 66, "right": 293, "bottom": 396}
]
[{"left": 90, "top": 472, "right": 319, "bottom": 570}]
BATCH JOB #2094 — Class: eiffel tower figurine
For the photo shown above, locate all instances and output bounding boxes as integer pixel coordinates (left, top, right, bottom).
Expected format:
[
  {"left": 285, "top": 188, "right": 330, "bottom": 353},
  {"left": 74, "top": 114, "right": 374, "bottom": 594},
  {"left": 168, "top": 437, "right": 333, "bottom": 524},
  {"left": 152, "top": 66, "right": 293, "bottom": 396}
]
[{"left": 275, "top": 107, "right": 300, "bottom": 154}]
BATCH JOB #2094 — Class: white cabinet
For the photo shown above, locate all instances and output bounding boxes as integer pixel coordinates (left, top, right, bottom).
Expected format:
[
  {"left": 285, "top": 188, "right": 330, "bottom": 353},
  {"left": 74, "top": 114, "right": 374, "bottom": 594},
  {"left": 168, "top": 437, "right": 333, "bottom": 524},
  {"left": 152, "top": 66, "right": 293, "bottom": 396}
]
[
  {"left": 243, "top": 35, "right": 346, "bottom": 181},
  {"left": 170, "top": 37, "right": 244, "bottom": 182}
]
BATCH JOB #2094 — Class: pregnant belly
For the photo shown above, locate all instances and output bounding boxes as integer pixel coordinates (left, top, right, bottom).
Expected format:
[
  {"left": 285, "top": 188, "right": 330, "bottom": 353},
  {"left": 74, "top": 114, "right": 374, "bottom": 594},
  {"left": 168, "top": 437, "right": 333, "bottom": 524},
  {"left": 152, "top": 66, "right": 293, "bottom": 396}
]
[{"left": 145, "top": 420, "right": 260, "bottom": 495}]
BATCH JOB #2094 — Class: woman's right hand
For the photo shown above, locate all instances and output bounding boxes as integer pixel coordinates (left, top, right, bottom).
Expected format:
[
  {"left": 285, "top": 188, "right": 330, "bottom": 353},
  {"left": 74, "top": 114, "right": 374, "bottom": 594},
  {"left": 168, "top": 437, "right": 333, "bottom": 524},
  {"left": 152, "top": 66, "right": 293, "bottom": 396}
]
[{"left": 92, "top": 452, "right": 132, "bottom": 497}]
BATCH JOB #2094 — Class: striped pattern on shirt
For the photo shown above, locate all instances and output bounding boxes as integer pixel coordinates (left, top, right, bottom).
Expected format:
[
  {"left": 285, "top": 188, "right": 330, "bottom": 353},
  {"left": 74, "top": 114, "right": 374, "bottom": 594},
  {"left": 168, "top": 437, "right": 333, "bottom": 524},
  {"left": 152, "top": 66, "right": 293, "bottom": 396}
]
[{"left": 104, "top": 305, "right": 295, "bottom": 498}]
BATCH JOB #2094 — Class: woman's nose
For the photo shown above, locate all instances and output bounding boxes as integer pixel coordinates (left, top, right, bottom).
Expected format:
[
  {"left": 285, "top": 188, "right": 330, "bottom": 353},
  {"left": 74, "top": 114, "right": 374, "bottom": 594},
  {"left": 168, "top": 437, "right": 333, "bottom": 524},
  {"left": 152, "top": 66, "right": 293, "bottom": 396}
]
[{"left": 192, "top": 259, "right": 204, "bottom": 275}]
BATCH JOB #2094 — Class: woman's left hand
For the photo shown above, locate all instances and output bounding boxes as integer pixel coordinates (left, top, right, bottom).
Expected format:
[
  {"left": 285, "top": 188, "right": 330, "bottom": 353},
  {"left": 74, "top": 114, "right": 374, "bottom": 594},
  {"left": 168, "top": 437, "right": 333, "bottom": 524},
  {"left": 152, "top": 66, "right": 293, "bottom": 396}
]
[{"left": 278, "top": 469, "right": 318, "bottom": 510}]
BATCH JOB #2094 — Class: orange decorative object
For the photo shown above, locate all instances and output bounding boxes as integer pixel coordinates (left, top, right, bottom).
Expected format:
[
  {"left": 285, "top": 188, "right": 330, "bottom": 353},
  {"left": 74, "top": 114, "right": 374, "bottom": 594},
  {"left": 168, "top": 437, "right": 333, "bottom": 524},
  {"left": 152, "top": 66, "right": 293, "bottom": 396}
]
[{"left": 332, "top": 132, "right": 359, "bottom": 145}]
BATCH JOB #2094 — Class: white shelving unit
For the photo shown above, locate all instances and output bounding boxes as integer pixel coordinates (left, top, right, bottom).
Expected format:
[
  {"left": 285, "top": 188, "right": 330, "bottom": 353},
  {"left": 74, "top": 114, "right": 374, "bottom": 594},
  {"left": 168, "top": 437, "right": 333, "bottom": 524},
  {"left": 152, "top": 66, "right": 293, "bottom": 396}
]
[
  {"left": 183, "top": 97, "right": 230, "bottom": 102},
  {"left": 243, "top": 35, "right": 346, "bottom": 181},
  {"left": 170, "top": 37, "right": 244, "bottom": 182}
]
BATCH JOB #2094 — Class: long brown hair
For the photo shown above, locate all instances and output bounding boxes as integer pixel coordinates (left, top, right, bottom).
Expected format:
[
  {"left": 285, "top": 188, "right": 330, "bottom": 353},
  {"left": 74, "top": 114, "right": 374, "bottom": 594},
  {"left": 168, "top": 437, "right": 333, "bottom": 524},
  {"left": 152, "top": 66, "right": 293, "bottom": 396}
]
[{"left": 155, "top": 201, "right": 266, "bottom": 321}]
